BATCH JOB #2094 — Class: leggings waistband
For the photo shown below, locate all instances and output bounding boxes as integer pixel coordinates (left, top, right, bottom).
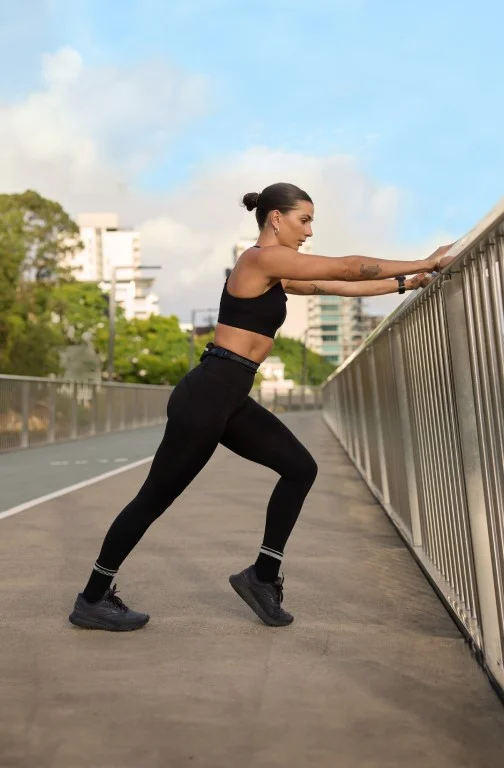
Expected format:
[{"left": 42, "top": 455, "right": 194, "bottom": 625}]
[{"left": 200, "top": 343, "right": 259, "bottom": 372}]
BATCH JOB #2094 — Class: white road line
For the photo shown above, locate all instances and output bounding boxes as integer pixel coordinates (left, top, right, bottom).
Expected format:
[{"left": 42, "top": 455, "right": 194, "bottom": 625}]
[
  {"left": 50, "top": 460, "right": 69, "bottom": 466},
  {"left": 75, "top": 460, "right": 88, "bottom": 465},
  {"left": 114, "top": 458, "right": 128, "bottom": 463},
  {"left": 98, "top": 459, "right": 109, "bottom": 463},
  {"left": 0, "top": 456, "right": 154, "bottom": 522}
]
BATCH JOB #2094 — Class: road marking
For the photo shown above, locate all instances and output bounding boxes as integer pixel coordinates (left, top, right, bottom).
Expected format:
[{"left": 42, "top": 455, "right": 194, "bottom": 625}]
[
  {"left": 0, "top": 456, "right": 154, "bottom": 522},
  {"left": 114, "top": 458, "right": 128, "bottom": 463},
  {"left": 98, "top": 459, "right": 109, "bottom": 463},
  {"left": 50, "top": 460, "right": 69, "bottom": 466},
  {"left": 75, "top": 460, "right": 88, "bottom": 465}
]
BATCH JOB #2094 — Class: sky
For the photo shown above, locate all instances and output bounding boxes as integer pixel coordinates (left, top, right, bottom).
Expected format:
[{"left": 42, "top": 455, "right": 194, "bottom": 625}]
[{"left": 1, "top": 0, "right": 503, "bottom": 320}]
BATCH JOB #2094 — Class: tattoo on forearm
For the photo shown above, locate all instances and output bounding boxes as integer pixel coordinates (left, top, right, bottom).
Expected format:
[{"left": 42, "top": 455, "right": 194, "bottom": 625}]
[
  {"left": 311, "top": 283, "right": 327, "bottom": 294},
  {"left": 359, "top": 263, "right": 382, "bottom": 279}
]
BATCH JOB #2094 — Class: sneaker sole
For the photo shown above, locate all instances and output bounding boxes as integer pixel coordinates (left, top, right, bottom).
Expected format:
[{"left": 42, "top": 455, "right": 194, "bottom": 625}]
[
  {"left": 68, "top": 612, "right": 150, "bottom": 632},
  {"left": 229, "top": 574, "right": 293, "bottom": 627}
]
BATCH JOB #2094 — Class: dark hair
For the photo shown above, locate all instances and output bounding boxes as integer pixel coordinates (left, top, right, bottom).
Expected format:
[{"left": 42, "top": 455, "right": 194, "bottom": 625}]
[{"left": 241, "top": 183, "right": 312, "bottom": 229}]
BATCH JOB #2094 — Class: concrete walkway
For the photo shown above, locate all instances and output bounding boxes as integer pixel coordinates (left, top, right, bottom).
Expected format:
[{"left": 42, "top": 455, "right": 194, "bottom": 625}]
[{"left": 1, "top": 413, "right": 503, "bottom": 768}]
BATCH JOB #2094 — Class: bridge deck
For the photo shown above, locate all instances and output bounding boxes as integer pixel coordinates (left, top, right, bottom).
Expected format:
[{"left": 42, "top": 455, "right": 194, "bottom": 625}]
[{"left": 1, "top": 415, "right": 503, "bottom": 767}]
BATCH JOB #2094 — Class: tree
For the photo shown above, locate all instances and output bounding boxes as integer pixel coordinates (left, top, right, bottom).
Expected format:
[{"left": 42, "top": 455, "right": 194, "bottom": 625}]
[
  {"left": 0, "top": 191, "right": 82, "bottom": 375},
  {"left": 97, "top": 314, "right": 193, "bottom": 385},
  {"left": 271, "top": 335, "right": 335, "bottom": 385},
  {"left": 0, "top": 207, "right": 26, "bottom": 369},
  {"left": 0, "top": 190, "right": 81, "bottom": 283},
  {"left": 46, "top": 281, "right": 111, "bottom": 346}
]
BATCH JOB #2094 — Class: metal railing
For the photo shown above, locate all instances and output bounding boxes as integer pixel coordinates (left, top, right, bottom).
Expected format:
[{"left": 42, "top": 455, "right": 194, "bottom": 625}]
[
  {"left": 322, "top": 198, "right": 504, "bottom": 695},
  {"left": 251, "top": 385, "right": 322, "bottom": 412},
  {"left": 0, "top": 377, "right": 172, "bottom": 453},
  {"left": 0, "top": 375, "right": 322, "bottom": 454}
]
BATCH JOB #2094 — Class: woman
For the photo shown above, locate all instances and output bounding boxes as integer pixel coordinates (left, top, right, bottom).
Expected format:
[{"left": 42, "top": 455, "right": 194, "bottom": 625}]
[{"left": 69, "top": 182, "right": 453, "bottom": 631}]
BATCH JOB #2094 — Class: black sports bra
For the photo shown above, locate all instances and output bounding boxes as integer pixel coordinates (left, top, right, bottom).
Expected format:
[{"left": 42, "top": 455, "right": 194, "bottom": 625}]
[{"left": 217, "top": 246, "right": 287, "bottom": 339}]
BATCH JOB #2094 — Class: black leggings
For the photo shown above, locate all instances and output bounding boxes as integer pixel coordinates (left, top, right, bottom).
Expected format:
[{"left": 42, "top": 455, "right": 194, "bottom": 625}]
[{"left": 94, "top": 353, "right": 318, "bottom": 572}]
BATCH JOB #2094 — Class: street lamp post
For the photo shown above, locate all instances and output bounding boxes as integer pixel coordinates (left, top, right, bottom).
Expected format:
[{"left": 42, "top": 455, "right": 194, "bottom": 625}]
[
  {"left": 107, "top": 264, "right": 161, "bottom": 381},
  {"left": 188, "top": 307, "right": 219, "bottom": 370}
]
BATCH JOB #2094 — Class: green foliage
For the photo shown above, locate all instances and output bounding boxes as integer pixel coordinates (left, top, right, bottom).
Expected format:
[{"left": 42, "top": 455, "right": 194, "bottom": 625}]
[
  {"left": 94, "top": 314, "right": 188, "bottom": 384},
  {"left": 0, "top": 190, "right": 82, "bottom": 375},
  {"left": 0, "top": 207, "right": 26, "bottom": 369},
  {"left": 47, "top": 281, "right": 112, "bottom": 346},
  {"left": 3, "top": 282, "right": 62, "bottom": 376},
  {"left": 271, "top": 335, "right": 335, "bottom": 385},
  {"left": 0, "top": 189, "right": 81, "bottom": 283}
]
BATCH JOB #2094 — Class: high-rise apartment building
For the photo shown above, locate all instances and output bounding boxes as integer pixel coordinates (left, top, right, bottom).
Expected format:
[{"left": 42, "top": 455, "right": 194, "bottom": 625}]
[
  {"left": 307, "top": 295, "right": 361, "bottom": 366},
  {"left": 69, "top": 213, "right": 160, "bottom": 320}
]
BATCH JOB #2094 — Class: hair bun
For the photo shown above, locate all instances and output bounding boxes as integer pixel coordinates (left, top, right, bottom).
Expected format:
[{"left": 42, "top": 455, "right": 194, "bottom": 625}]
[{"left": 242, "top": 192, "right": 260, "bottom": 211}]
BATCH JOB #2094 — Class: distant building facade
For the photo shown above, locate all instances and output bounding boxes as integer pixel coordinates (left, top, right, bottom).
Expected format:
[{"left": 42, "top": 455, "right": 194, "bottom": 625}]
[{"left": 69, "top": 213, "right": 160, "bottom": 320}]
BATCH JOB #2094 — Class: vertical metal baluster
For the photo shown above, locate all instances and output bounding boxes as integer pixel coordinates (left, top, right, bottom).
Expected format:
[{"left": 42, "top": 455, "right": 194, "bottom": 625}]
[
  {"left": 424, "top": 295, "right": 456, "bottom": 586},
  {"left": 356, "top": 364, "right": 371, "bottom": 480},
  {"left": 418, "top": 298, "right": 450, "bottom": 577},
  {"left": 407, "top": 306, "right": 442, "bottom": 568},
  {"left": 401, "top": 315, "right": 432, "bottom": 553},
  {"left": 429, "top": 289, "right": 464, "bottom": 601},
  {"left": 435, "top": 287, "right": 478, "bottom": 615}
]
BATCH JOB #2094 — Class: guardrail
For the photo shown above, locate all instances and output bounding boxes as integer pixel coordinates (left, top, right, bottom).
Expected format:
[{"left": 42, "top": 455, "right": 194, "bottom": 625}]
[
  {"left": 0, "top": 375, "right": 322, "bottom": 454},
  {"left": 252, "top": 385, "right": 322, "bottom": 412},
  {"left": 322, "top": 198, "right": 504, "bottom": 696},
  {"left": 0, "top": 376, "right": 172, "bottom": 453}
]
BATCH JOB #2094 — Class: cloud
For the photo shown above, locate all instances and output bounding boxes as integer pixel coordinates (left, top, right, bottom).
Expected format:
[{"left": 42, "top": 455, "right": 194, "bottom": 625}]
[
  {"left": 0, "top": 45, "right": 210, "bottom": 207},
  {"left": 42, "top": 46, "right": 84, "bottom": 85},
  {"left": 0, "top": 46, "right": 450, "bottom": 322}
]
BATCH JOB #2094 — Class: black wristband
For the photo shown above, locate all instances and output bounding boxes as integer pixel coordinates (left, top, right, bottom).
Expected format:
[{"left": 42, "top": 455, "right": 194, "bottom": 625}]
[{"left": 396, "top": 275, "right": 406, "bottom": 294}]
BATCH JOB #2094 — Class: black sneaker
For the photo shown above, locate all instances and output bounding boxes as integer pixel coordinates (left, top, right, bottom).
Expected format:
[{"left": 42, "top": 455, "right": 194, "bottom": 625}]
[
  {"left": 69, "top": 584, "right": 150, "bottom": 631},
  {"left": 229, "top": 565, "right": 294, "bottom": 627}
]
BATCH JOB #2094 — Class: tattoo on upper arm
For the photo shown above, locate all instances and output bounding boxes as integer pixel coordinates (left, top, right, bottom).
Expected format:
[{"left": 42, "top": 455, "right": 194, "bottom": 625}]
[
  {"left": 310, "top": 283, "right": 327, "bottom": 295},
  {"left": 359, "top": 264, "right": 382, "bottom": 279}
]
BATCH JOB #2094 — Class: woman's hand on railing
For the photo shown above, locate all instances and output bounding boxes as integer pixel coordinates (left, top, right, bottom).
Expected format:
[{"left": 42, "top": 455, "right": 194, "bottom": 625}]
[
  {"left": 407, "top": 272, "right": 433, "bottom": 290},
  {"left": 426, "top": 243, "right": 457, "bottom": 272}
]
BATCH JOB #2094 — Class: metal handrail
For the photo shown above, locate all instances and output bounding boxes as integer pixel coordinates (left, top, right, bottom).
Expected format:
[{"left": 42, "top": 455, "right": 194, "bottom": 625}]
[{"left": 322, "top": 196, "right": 504, "bottom": 695}]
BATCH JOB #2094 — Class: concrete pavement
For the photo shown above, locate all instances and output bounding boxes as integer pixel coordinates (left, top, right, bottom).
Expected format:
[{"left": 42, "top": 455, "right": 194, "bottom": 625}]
[{"left": 1, "top": 413, "right": 503, "bottom": 767}]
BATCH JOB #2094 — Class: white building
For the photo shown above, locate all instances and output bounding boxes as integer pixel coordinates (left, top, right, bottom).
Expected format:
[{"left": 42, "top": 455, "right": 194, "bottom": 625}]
[
  {"left": 259, "top": 356, "right": 286, "bottom": 382},
  {"left": 259, "top": 355, "right": 294, "bottom": 395},
  {"left": 70, "top": 213, "right": 160, "bottom": 320}
]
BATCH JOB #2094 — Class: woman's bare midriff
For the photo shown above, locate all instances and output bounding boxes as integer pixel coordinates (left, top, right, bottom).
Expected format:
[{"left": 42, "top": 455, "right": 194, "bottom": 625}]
[{"left": 213, "top": 323, "right": 274, "bottom": 364}]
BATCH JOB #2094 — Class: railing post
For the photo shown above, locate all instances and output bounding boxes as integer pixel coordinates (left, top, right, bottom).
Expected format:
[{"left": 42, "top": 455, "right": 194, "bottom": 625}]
[
  {"left": 390, "top": 323, "right": 422, "bottom": 546},
  {"left": 355, "top": 365, "right": 371, "bottom": 482},
  {"left": 90, "top": 384, "right": 97, "bottom": 436},
  {"left": 20, "top": 381, "right": 30, "bottom": 449},
  {"left": 369, "top": 348, "right": 390, "bottom": 505},
  {"left": 70, "top": 382, "right": 78, "bottom": 439},
  {"left": 105, "top": 386, "right": 112, "bottom": 433},
  {"left": 48, "top": 383, "right": 56, "bottom": 444},
  {"left": 120, "top": 389, "right": 126, "bottom": 431}
]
